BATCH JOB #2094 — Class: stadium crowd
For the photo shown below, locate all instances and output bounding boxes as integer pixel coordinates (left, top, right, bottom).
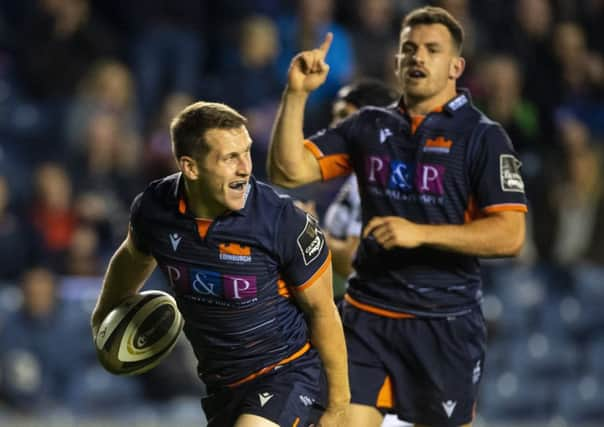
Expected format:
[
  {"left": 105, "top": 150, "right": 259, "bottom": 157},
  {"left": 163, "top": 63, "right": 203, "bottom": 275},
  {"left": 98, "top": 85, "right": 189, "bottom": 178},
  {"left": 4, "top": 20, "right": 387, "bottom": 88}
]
[{"left": 0, "top": 0, "right": 603, "bottom": 425}]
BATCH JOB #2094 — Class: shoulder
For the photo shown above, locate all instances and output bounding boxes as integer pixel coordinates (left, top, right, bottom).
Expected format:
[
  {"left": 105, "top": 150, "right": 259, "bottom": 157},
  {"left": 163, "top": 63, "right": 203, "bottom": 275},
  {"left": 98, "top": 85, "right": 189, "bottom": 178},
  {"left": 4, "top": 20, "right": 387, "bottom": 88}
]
[
  {"left": 338, "top": 104, "right": 403, "bottom": 131},
  {"left": 244, "top": 179, "right": 310, "bottom": 251},
  {"left": 245, "top": 178, "right": 300, "bottom": 230},
  {"left": 140, "top": 173, "right": 180, "bottom": 203},
  {"left": 473, "top": 111, "right": 512, "bottom": 146},
  {"left": 131, "top": 173, "right": 180, "bottom": 218},
  {"left": 145, "top": 173, "right": 181, "bottom": 200},
  {"left": 249, "top": 178, "right": 294, "bottom": 212},
  {"left": 457, "top": 105, "right": 510, "bottom": 145},
  {"left": 358, "top": 104, "right": 402, "bottom": 121}
]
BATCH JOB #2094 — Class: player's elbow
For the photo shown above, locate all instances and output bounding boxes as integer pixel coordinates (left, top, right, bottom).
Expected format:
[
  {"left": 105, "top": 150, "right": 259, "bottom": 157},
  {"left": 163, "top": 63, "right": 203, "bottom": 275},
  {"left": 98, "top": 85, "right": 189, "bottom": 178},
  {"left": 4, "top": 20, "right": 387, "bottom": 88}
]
[
  {"left": 488, "top": 211, "right": 526, "bottom": 257},
  {"left": 268, "top": 167, "right": 296, "bottom": 188},
  {"left": 267, "top": 163, "right": 311, "bottom": 188},
  {"left": 502, "top": 227, "right": 526, "bottom": 257},
  {"left": 506, "top": 238, "right": 524, "bottom": 257}
]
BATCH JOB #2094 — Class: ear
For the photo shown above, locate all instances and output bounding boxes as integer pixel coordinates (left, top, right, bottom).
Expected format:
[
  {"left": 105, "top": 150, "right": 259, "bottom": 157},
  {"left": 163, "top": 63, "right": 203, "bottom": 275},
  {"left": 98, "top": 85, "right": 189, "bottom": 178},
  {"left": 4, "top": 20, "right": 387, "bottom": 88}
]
[
  {"left": 449, "top": 56, "right": 466, "bottom": 80},
  {"left": 178, "top": 156, "right": 199, "bottom": 180}
]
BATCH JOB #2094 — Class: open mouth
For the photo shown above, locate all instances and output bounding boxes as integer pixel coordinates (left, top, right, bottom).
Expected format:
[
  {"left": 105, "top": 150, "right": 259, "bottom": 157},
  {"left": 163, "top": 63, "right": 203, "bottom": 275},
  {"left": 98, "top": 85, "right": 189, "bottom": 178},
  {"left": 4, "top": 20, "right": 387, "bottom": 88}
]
[
  {"left": 407, "top": 69, "right": 427, "bottom": 78},
  {"left": 228, "top": 180, "right": 248, "bottom": 191}
]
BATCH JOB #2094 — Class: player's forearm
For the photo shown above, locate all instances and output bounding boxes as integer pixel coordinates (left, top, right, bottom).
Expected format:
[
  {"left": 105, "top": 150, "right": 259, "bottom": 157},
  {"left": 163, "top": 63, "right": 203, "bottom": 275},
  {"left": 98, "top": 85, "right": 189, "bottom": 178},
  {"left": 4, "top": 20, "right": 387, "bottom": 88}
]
[
  {"left": 421, "top": 213, "right": 525, "bottom": 257},
  {"left": 307, "top": 303, "right": 351, "bottom": 409},
  {"left": 91, "top": 240, "right": 156, "bottom": 333},
  {"left": 268, "top": 89, "right": 318, "bottom": 187}
]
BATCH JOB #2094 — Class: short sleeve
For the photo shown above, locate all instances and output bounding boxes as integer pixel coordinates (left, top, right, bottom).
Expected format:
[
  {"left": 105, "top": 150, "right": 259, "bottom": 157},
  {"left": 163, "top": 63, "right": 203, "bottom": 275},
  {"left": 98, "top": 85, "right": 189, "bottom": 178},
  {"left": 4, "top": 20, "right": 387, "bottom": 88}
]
[
  {"left": 304, "top": 117, "right": 355, "bottom": 180},
  {"left": 275, "top": 202, "right": 331, "bottom": 291},
  {"left": 129, "top": 192, "right": 151, "bottom": 254},
  {"left": 468, "top": 124, "right": 528, "bottom": 213}
]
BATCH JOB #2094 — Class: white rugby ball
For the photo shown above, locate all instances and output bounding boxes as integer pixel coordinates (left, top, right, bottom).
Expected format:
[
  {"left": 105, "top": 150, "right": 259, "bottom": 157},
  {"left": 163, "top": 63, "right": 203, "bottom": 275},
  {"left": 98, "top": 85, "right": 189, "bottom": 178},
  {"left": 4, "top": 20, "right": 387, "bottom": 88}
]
[{"left": 95, "top": 290, "right": 184, "bottom": 376}]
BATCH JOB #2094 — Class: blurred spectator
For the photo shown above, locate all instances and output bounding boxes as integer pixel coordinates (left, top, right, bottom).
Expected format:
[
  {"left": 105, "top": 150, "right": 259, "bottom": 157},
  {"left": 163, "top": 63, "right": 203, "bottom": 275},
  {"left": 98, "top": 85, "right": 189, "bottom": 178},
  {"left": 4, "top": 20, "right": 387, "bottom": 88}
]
[
  {"left": 488, "top": 0, "right": 559, "bottom": 142},
  {"left": 476, "top": 54, "right": 544, "bottom": 204},
  {"left": 555, "top": 0, "right": 604, "bottom": 53},
  {"left": 29, "top": 163, "right": 78, "bottom": 273},
  {"left": 68, "top": 93, "right": 142, "bottom": 253},
  {"left": 552, "top": 21, "right": 604, "bottom": 95},
  {"left": 66, "top": 59, "right": 140, "bottom": 153},
  {"left": 0, "top": 267, "right": 91, "bottom": 412},
  {"left": 206, "top": 0, "right": 291, "bottom": 24},
  {"left": 16, "top": 0, "right": 117, "bottom": 100},
  {"left": 551, "top": 21, "right": 604, "bottom": 136},
  {"left": 121, "top": 0, "right": 206, "bottom": 127},
  {"left": 64, "top": 223, "right": 102, "bottom": 276},
  {"left": 144, "top": 92, "right": 193, "bottom": 180},
  {"left": 277, "top": 0, "right": 354, "bottom": 132},
  {"left": 70, "top": 110, "right": 142, "bottom": 206},
  {"left": 534, "top": 118, "right": 604, "bottom": 266},
  {"left": 206, "top": 15, "right": 284, "bottom": 178},
  {"left": 215, "top": 15, "right": 283, "bottom": 110},
  {"left": 349, "top": 0, "right": 398, "bottom": 81},
  {"left": 436, "top": 0, "right": 487, "bottom": 63},
  {"left": 73, "top": 191, "right": 123, "bottom": 258},
  {"left": 0, "top": 175, "right": 40, "bottom": 281},
  {"left": 577, "top": 0, "right": 604, "bottom": 53},
  {"left": 477, "top": 55, "right": 541, "bottom": 155}
]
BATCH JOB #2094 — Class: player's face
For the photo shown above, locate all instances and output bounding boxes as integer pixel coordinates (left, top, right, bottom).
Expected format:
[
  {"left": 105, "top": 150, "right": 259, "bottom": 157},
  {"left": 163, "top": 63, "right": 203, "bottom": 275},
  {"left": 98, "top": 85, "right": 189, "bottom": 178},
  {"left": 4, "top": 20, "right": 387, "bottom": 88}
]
[
  {"left": 197, "top": 126, "right": 252, "bottom": 213},
  {"left": 395, "top": 23, "right": 462, "bottom": 103}
]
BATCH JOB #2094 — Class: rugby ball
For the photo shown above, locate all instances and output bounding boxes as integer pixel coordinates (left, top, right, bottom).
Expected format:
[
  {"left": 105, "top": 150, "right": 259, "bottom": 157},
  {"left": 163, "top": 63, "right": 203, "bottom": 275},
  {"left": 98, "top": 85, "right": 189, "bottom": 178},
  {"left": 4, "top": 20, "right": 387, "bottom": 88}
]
[{"left": 95, "top": 290, "right": 184, "bottom": 376}]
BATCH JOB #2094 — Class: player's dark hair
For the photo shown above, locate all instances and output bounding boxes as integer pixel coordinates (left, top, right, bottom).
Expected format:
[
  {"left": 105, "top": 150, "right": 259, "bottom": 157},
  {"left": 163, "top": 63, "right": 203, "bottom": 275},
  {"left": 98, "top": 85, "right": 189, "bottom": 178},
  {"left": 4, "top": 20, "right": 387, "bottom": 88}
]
[
  {"left": 170, "top": 101, "right": 248, "bottom": 159},
  {"left": 335, "top": 79, "right": 399, "bottom": 108},
  {"left": 402, "top": 6, "right": 464, "bottom": 53}
]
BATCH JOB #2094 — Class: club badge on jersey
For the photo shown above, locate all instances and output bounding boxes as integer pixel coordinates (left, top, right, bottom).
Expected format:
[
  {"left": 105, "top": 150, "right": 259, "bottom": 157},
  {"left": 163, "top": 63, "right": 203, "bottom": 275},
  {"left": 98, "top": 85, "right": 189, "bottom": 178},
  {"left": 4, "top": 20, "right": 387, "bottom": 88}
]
[{"left": 297, "top": 214, "right": 325, "bottom": 266}]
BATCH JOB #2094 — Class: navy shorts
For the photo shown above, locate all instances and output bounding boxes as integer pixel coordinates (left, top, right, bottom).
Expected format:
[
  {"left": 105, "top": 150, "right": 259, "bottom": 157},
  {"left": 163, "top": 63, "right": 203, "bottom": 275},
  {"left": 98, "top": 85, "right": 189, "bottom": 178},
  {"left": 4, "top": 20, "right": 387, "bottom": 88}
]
[
  {"left": 341, "top": 302, "right": 486, "bottom": 426},
  {"left": 201, "top": 349, "right": 326, "bottom": 427}
]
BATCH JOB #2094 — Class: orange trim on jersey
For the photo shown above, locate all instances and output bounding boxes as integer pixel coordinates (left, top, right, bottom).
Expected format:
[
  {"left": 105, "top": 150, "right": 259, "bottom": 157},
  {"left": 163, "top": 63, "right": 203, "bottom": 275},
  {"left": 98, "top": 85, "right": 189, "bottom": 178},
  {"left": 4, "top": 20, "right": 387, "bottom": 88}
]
[
  {"left": 406, "top": 105, "right": 442, "bottom": 134},
  {"left": 178, "top": 198, "right": 187, "bottom": 214},
  {"left": 227, "top": 342, "right": 311, "bottom": 388},
  {"left": 318, "top": 154, "right": 352, "bottom": 180},
  {"left": 400, "top": 105, "right": 443, "bottom": 114},
  {"left": 483, "top": 203, "right": 528, "bottom": 213},
  {"left": 196, "top": 219, "right": 212, "bottom": 238},
  {"left": 344, "top": 294, "right": 416, "bottom": 319},
  {"left": 219, "top": 243, "right": 251, "bottom": 256},
  {"left": 294, "top": 252, "right": 332, "bottom": 292},
  {"left": 376, "top": 375, "right": 394, "bottom": 408},
  {"left": 425, "top": 136, "right": 453, "bottom": 149},
  {"left": 292, "top": 418, "right": 300, "bottom": 427},
  {"left": 277, "top": 278, "right": 291, "bottom": 298},
  {"left": 304, "top": 140, "right": 352, "bottom": 180},
  {"left": 464, "top": 194, "right": 485, "bottom": 223},
  {"left": 304, "top": 139, "right": 324, "bottom": 158},
  {"left": 410, "top": 115, "right": 424, "bottom": 135}
]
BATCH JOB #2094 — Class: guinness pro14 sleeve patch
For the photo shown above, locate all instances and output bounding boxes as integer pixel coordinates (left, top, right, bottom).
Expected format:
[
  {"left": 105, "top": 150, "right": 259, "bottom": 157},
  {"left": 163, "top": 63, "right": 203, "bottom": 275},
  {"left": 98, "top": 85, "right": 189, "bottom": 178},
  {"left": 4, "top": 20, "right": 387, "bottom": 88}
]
[
  {"left": 499, "top": 154, "right": 525, "bottom": 193},
  {"left": 297, "top": 214, "right": 325, "bottom": 266}
]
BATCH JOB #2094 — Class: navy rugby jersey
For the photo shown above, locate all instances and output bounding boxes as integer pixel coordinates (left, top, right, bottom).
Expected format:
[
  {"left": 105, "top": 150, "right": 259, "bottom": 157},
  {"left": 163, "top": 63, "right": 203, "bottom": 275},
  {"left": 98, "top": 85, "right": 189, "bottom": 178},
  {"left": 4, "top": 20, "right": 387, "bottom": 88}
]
[
  {"left": 304, "top": 90, "right": 527, "bottom": 317},
  {"left": 129, "top": 173, "right": 330, "bottom": 388}
]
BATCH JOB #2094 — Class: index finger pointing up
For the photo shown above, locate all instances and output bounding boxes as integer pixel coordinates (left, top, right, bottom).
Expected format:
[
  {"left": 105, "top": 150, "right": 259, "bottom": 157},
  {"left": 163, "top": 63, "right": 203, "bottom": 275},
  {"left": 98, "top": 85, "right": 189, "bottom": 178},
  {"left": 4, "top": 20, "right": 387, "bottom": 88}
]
[{"left": 318, "top": 32, "right": 333, "bottom": 58}]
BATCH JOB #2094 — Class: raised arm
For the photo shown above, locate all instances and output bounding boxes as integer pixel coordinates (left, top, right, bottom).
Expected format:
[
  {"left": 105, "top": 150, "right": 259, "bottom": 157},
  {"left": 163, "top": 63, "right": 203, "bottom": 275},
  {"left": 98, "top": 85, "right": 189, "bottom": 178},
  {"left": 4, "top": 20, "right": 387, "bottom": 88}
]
[
  {"left": 295, "top": 261, "right": 350, "bottom": 426},
  {"left": 90, "top": 230, "right": 157, "bottom": 336},
  {"left": 267, "top": 33, "right": 333, "bottom": 188}
]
